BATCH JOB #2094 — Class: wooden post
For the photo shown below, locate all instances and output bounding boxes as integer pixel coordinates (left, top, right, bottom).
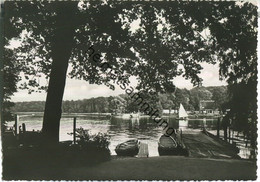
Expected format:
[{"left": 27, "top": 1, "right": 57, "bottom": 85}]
[
  {"left": 228, "top": 127, "right": 231, "bottom": 143},
  {"left": 232, "top": 129, "right": 234, "bottom": 144},
  {"left": 22, "top": 123, "right": 26, "bottom": 132},
  {"left": 203, "top": 118, "right": 206, "bottom": 130},
  {"left": 73, "top": 117, "right": 76, "bottom": 144},
  {"left": 217, "top": 117, "right": 220, "bottom": 138},
  {"left": 180, "top": 129, "right": 183, "bottom": 141},
  {"left": 14, "top": 114, "right": 18, "bottom": 136},
  {"left": 224, "top": 126, "right": 227, "bottom": 141},
  {"left": 0, "top": 1, "right": 4, "bottom": 137}
]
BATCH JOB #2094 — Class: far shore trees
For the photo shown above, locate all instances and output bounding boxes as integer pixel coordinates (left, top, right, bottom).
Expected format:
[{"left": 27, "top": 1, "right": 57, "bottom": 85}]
[{"left": 4, "top": 1, "right": 257, "bottom": 146}]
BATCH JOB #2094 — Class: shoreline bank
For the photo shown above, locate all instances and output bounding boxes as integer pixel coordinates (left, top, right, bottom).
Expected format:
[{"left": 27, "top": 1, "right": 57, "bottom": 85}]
[{"left": 5, "top": 155, "right": 254, "bottom": 180}]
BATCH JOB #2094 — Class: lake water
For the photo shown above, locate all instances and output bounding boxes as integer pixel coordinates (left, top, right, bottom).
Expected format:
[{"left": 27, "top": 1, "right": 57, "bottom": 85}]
[{"left": 7, "top": 113, "right": 252, "bottom": 158}]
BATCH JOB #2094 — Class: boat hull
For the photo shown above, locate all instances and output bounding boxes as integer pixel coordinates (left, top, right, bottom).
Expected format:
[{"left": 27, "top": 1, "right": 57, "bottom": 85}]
[
  {"left": 158, "top": 147, "right": 180, "bottom": 156},
  {"left": 115, "top": 139, "right": 140, "bottom": 156},
  {"left": 113, "top": 113, "right": 140, "bottom": 119},
  {"left": 158, "top": 135, "right": 189, "bottom": 156},
  {"left": 115, "top": 147, "right": 139, "bottom": 156}
]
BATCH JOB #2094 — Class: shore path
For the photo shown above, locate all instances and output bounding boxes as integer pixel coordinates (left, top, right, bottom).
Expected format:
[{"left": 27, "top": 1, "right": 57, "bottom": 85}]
[{"left": 178, "top": 129, "right": 240, "bottom": 159}]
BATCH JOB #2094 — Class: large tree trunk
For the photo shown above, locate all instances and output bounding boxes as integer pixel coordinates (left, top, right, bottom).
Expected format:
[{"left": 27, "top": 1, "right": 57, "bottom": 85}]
[{"left": 42, "top": 3, "right": 77, "bottom": 145}]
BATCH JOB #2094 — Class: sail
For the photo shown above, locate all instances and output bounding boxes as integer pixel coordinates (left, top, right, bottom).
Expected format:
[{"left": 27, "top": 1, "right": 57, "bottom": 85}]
[{"left": 179, "top": 104, "right": 188, "bottom": 118}]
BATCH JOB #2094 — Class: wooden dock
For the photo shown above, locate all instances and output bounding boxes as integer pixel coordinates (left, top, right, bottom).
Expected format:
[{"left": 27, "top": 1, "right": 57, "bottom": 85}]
[
  {"left": 179, "top": 129, "right": 240, "bottom": 159},
  {"left": 138, "top": 142, "right": 149, "bottom": 157}
]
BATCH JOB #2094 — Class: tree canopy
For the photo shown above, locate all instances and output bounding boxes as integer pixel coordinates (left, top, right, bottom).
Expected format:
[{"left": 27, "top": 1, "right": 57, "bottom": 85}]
[
  {"left": 5, "top": 1, "right": 219, "bottom": 91},
  {"left": 4, "top": 1, "right": 257, "bottom": 144}
]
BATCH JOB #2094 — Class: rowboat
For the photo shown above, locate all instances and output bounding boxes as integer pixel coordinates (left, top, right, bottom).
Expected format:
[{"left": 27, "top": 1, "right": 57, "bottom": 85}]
[
  {"left": 115, "top": 139, "right": 140, "bottom": 156},
  {"left": 158, "top": 135, "right": 180, "bottom": 156}
]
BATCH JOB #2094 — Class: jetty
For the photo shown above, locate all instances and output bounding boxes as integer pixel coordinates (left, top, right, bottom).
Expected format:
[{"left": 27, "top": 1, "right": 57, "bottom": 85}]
[
  {"left": 138, "top": 142, "right": 149, "bottom": 157},
  {"left": 178, "top": 129, "right": 239, "bottom": 159}
]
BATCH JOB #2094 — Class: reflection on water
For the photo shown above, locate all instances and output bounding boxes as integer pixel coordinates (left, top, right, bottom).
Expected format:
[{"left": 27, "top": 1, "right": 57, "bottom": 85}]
[{"left": 6, "top": 114, "right": 252, "bottom": 158}]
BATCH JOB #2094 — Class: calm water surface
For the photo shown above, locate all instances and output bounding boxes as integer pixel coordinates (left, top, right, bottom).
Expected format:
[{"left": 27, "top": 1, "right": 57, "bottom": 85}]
[{"left": 7, "top": 113, "right": 251, "bottom": 158}]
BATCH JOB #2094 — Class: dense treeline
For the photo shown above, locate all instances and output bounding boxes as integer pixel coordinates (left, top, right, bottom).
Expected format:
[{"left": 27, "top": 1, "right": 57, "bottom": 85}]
[{"left": 11, "top": 86, "right": 228, "bottom": 113}]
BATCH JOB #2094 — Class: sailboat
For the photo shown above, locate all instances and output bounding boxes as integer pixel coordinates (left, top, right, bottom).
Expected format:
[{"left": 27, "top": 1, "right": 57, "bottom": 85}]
[
  {"left": 177, "top": 103, "right": 188, "bottom": 120},
  {"left": 177, "top": 103, "right": 189, "bottom": 129}
]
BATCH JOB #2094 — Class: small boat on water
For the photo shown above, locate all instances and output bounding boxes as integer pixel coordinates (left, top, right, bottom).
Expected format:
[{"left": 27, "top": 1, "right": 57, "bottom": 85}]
[
  {"left": 113, "top": 113, "right": 140, "bottom": 119},
  {"left": 158, "top": 135, "right": 179, "bottom": 156},
  {"left": 176, "top": 103, "right": 188, "bottom": 120},
  {"left": 115, "top": 139, "right": 140, "bottom": 156}
]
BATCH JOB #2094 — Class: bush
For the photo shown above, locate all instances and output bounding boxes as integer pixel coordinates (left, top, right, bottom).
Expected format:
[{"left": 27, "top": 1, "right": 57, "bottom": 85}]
[
  {"left": 72, "top": 127, "right": 110, "bottom": 149},
  {"left": 67, "top": 127, "right": 111, "bottom": 165}
]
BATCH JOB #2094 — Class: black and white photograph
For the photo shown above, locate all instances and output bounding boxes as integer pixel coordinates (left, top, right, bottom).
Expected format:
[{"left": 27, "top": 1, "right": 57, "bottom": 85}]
[{"left": 0, "top": 0, "right": 258, "bottom": 180}]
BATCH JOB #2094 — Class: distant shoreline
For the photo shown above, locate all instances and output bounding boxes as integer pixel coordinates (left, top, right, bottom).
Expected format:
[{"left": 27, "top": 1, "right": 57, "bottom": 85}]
[{"left": 13, "top": 112, "right": 221, "bottom": 119}]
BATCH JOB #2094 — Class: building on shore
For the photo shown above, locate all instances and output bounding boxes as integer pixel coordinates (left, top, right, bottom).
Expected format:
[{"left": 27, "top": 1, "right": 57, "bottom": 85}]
[
  {"left": 199, "top": 100, "right": 219, "bottom": 115},
  {"left": 162, "top": 109, "right": 177, "bottom": 115}
]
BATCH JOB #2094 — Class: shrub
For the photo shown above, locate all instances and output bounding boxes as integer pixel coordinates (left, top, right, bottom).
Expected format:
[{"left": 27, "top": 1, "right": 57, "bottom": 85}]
[
  {"left": 67, "top": 127, "right": 111, "bottom": 165},
  {"left": 72, "top": 127, "right": 110, "bottom": 150}
]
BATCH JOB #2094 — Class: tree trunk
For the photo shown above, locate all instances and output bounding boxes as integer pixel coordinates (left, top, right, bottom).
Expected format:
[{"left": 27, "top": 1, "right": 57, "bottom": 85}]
[{"left": 42, "top": 4, "right": 76, "bottom": 145}]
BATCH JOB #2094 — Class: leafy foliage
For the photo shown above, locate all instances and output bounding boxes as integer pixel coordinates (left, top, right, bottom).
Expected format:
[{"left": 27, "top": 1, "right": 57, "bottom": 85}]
[
  {"left": 11, "top": 86, "right": 228, "bottom": 113},
  {"left": 4, "top": 1, "right": 237, "bottom": 93},
  {"left": 70, "top": 127, "right": 110, "bottom": 150},
  {"left": 225, "top": 80, "right": 257, "bottom": 148},
  {"left": 3, "top": 49, "right": 20, "bottom": 123}
]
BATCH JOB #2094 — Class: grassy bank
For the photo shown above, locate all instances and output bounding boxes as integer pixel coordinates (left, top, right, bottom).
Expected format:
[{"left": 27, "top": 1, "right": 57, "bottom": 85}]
[
  {"left": 67, "top": 156, "right": 256, "bottom": 180},
  {"left": 4, "top": 155, "right": 256, "bottom": 180}
]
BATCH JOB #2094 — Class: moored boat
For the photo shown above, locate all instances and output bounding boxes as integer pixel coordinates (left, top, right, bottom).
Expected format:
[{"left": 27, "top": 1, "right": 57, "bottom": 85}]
[
  {"left": 115, "top": 139, "right": 140, "bottom": 156},
  {"left": 113, "top": 113, "right": 140, "bottom": 119},
  {"left": 158, "top": 135, "right": 180, "bottom": 156}
]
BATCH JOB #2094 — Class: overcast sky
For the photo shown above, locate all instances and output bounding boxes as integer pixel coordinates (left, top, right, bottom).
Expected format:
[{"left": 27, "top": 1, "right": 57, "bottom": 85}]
[{"left": 11, "top": 62, "right": 227, "bottom": 102}]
